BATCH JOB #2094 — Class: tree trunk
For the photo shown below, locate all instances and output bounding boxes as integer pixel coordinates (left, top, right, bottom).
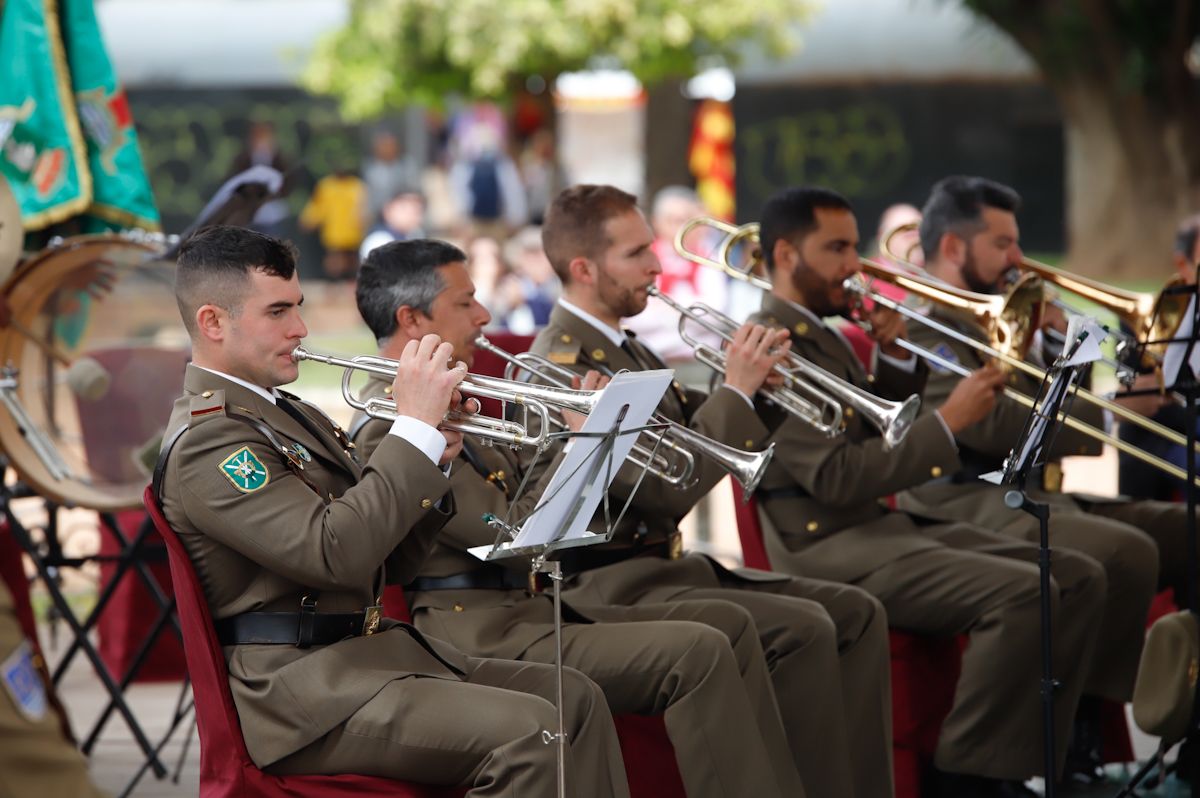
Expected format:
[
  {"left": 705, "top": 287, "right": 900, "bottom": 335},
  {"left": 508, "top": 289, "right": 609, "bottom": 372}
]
[
  {"left": 643, "top": 78, "right": 694, "bottom": 204},
  {"left": 1057, "top": 75, "right": 1200, "bottom": 281}
]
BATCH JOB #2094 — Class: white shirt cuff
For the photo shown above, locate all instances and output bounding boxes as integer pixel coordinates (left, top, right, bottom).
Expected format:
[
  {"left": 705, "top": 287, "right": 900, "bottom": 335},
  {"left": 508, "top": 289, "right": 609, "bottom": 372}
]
[
  {"left": 719, "top": 383, "right": 756, "bottom": 411},
  {"left": 388, "top": 415, "right": 447, "bottom": 465},
  {"left": 877, "top": 349, "right": 918, "bottom": 373},
  {"left": 932, "top": 410, "right": 959, "bottom": 451}
]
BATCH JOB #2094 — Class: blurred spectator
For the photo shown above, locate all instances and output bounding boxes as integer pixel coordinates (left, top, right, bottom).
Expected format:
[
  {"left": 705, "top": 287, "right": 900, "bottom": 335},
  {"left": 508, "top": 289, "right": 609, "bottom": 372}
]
[
  {"left": 299, "top": 168, "right": 367, "bottom": 280},
  {"left": 519, "top": 128, "right": 564, "bottom": 226},
  {"left": 466, "top": 235, "right": 508, "bottom": 320},
  {"left": 362, "top": 130, "right": 421, "bottom": 223},
  {"left": 227, "top": 121, "right": 291, "bottom": 236},
  {"left": 876, "top": 202, "right": 924, "bottom": 270},
  {"left": 360, "top": 188, "right": 427, "bottom": 260},
  {"left": 498, "top": 226, "right": 560, "bottom": 333},
  {"left": 624, "top": 186, "right": 728, "bottom": 385},
  {"left": 450, "top": 126, "right": 527, "bottom": 239}
]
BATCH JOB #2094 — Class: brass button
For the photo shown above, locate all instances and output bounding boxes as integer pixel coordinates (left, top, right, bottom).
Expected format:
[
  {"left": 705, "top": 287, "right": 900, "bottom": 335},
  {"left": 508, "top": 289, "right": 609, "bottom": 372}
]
[
  {"left": 420, "top": 498, "right": 433, "bottom": 509},
  {"left": 201, "top": 390, "right": 214, "bottom": 398},
  {"left": 384, "top": 385, "right": 393, "bottom": 395},
  {"left": 930, "top": 466, "right": 943, "bottom": 478},
  {"left": 805, "top": 521, "right": 820, "bottom": 533},
  {"left": 794, "top": 322, "right": 809, "bottom": 335},
  {"left": 453, "top": 603, "right": 464, "bottom": 612},
  {"left": 495, "top": 470, "right": 505, "bottom": 480},
  {"left": 744, "top": 439, "right": 754, "bottom": 448},
  {"left": 560, "top": 334, "right": 572, "bottom": 343},
  {"left": 592, "top": 348, "right": 606, "bottom": 361},
  {"left": 866, "top": 374, "right": 876, "bottom": 383},
  {"left": 844, "top": 407, "right": 855, "bottom": 418}
]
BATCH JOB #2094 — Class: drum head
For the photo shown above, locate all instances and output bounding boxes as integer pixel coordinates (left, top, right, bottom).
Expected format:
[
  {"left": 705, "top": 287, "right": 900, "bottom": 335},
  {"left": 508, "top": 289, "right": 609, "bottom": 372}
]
[
  {"left": 0, "top": 176, "right": 21, "bottom": 286},
  {"left": 0, "top": 235, "right": 188, "bottom": 511}
]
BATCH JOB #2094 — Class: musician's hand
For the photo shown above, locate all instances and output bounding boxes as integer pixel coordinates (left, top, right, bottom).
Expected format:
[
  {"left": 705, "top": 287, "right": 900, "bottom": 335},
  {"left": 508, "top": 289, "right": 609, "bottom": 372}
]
[
  {"left": 391, "top": 334, "right": 467, "bottom": 428},
  {"left": 562, "top": 370, "right": 608, "bottom": 432},
  {"left": 937, "top": 365, "right": 1006, "bottom": 433},
  {"left": 1041, "top": 303, "right": 1069, "bottom": 335},
  {"left": 438, "top": 392, "right": 478, "bottom": 464},
  {"left": 724, "top": 324, "right": 791, "bottom": 396},
  {"left": 1113, "top": 372, "right": 1172, "bottom": 419},
  {"left": 866, "top": 306, "right": 911, "bottom": 360}
]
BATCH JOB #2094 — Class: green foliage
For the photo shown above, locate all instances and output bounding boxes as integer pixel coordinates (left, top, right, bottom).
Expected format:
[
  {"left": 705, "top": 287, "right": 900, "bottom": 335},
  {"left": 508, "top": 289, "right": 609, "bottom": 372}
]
[
  {"left": 961, "top": 0, "right": 1199, "bottom": 101},
  {"left": 305, "top": 0, "right": 816, "bottom": 118}
]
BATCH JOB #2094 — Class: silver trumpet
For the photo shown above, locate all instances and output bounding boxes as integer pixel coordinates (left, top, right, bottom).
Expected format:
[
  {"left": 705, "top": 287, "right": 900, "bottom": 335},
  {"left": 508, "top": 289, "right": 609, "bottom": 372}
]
[
  {"left": 647, "top": 286, "right": 921, "bottom": 449},
  {"left": 292, "top": 346, "right": 601, "bottom": 450},
  {"left": 476, "top": 336, "right": 776, "bottom": 496}
]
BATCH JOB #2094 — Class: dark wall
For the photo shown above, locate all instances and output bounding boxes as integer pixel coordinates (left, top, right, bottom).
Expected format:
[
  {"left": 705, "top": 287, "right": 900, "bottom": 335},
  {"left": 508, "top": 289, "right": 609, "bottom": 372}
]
[
  {"left": 127, "top": 87, "right": 368, "bottom": 280},
  {"left": 733, "top": 82, "right": 1064, "bottom": 252}
]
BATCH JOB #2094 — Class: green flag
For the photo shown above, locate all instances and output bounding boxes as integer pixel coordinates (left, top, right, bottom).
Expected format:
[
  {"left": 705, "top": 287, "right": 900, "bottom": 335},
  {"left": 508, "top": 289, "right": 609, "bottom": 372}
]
[{"left": 0, "top": 0, "right": 159, "bottom": 232}]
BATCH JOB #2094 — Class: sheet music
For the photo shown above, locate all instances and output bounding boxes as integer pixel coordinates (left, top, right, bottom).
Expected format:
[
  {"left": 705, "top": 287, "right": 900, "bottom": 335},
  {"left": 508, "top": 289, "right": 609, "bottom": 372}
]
[
  {"left": 1162, "top": 295, "right": 1200, "bottom": 389},
  {"left": 480, "top": 369, "right": 673, "bottom": 554}
]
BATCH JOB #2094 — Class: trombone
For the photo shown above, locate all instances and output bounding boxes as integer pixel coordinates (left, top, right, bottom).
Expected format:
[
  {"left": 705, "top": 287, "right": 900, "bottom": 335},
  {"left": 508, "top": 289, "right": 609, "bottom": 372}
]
[
  {"left": 678, "top": 215, "right": 1200, "bottom": 486},
  {"left": 646, "top": 285, "right": 921, "bottom": 449},
  {"left": 474, "top": 336, "right": 776, "bottom": 496},
  {"left": 292, "top": 346, "right": 600, "bottom": 450}
]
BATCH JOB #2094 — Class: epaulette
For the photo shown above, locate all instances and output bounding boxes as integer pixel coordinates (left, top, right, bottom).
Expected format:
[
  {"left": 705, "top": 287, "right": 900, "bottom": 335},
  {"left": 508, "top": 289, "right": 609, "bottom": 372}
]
[
  {"left": 545, "top": 330, "right": 584, "bottom": 367},
  {"left": 188, "top": 389, "right": 227, "bottom": 426}
]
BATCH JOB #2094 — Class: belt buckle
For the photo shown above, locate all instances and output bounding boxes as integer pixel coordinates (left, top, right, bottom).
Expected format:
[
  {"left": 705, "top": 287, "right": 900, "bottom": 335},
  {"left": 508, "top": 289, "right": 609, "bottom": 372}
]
[
  {"left": 362, "top": 605, "right": 382, "bottom": 636},
  {"left": 668, "top": 531, "right": 683, "bottom": 560}
]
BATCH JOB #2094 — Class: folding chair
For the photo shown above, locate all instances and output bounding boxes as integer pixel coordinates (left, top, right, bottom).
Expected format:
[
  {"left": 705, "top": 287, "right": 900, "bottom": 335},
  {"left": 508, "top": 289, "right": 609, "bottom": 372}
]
[{"left": 145, "top": 487, "right": 464, "bottom": 798}]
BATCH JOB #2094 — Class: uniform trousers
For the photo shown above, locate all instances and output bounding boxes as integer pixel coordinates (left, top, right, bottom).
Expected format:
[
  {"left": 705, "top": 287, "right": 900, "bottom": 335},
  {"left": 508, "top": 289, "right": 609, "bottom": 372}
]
[
  {"left": 562, "top": 554, "right": 893, "bottom": 798},
  {"left": 267, "top": 656, "right": 628, "bottom": 798},
  {"left": 851, "top": 522, "right": 1106, "bottom": 780}
]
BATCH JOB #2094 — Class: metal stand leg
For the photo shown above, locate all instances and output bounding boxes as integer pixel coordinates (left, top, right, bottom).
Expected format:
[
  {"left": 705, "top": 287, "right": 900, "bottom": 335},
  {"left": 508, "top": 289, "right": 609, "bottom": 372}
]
[{"left": 533, "top": 555, "right": 567, "bottom": 798}]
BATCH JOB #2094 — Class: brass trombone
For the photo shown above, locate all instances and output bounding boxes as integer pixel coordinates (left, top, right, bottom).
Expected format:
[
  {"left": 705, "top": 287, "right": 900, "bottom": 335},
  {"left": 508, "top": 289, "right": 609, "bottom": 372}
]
[
  {"left": 679, "top": 215, "right": 1200, "bottom": 486},
  {"left": 646, "top": 285, "right": 921, "bottom": 449},
  {"left": 292, "top": 346, "right": 601, "bottom": 450},
  {"left": 475, "top": 336, "right": 775, "bottom": 496}
]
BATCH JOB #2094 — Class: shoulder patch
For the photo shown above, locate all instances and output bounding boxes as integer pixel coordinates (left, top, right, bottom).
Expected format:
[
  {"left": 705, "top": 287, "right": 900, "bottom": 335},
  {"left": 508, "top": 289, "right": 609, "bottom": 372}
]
[
  {"left": 544, "top": 331, "right": 583, "bottom": 367},
  {"left": 189, "top": 389, "right": 227, "bottom": 425},
  {"left": 218, "top": 445, "right": 271, "bottom": 493},
  {"left": 929, "top": 343, "right": 961, "bottom": 374}
]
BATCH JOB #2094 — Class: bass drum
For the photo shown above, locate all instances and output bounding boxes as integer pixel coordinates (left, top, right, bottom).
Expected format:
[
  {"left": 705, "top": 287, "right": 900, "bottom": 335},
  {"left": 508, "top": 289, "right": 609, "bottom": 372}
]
[{"left": 0, "top": 234, "right": 188, "bottom": 511}]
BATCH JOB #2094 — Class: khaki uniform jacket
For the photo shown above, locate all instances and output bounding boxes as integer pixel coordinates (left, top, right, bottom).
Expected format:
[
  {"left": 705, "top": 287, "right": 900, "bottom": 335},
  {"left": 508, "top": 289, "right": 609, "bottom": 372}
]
[
  {"left": 159, "top": 365, "right": 465, "bottom": 767},
  {"left": 524, "top": 303, "right": 771, "bottom": 550},
  {"left": 352, "top": 374, "right": 576, "bottom": 658},
  {"left": 896, "top": 305, "right": 1106, "bottom": 522},
  {"left": 751, "top": 293, "right": 963, "bottom": 583}
]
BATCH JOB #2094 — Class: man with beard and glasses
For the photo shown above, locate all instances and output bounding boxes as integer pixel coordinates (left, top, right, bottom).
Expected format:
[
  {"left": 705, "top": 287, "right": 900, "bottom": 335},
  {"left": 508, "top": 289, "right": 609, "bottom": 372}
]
[
  {"left": 520, "top": 183, "right": 897, "bottom": 798},
  {"left": 346, "top": 238, "right": 808, "bottom": 798},
  {"left": 894, "top": 175, "right": 1190, "bottom": 786},
  {"left": 747, "top": 185, "right": 1108, "bottom": 797}
]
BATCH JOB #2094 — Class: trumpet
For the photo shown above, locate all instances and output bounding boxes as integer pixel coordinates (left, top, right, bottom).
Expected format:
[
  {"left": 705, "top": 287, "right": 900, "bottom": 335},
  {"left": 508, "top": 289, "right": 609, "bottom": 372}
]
[
  {"left": 292, "top": 346, "right": 601, "bottom": 450},
  {"left": 474, "top": 336, "right": 695, "bottom": 486},
  {"left": 475, "top": 336, "right": 776, "bottom": 496},
  {"left": 649, "top": 286, "right": 919, "bottom": 449}
]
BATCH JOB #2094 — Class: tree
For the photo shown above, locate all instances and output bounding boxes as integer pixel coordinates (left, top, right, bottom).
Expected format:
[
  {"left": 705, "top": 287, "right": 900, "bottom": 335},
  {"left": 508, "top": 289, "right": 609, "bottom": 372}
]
[
  {"left": 304, "top": 0, "right": 815, "bottom": 198},
  {"left": 961, "top": 1, "right": 1200, "bottom": 279}
]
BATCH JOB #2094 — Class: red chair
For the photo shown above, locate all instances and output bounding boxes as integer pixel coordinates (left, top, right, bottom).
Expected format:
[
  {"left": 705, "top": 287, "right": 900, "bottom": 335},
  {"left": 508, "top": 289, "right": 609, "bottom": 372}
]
[
  {"left": 731, "top": 483, "right": 961, "bottom": 798},
  {"left": 144, "top": 487, "right": 464, "bottom": 798}
]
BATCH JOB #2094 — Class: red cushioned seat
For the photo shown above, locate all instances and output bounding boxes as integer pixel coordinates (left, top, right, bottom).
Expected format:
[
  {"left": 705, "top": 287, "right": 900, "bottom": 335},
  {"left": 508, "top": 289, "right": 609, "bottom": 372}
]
[{"left": 144, "top": 487, "right": 465, "bottom": 798}]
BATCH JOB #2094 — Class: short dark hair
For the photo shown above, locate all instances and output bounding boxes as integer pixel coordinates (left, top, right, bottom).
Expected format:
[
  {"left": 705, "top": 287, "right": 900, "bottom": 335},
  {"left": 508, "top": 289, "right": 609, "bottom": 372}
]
[
  {"left": 174, "top": 225, "right": 297, "bottom": 336},
  {"left": 356, "top": 239, "right": 464, "bottom": 343},
  {"left": 919, "top": 176, "right": 1021, "bottom": 260},
  {"left": 542, "top": 184, "right": 640, "bottom": 283},
  {"left": 1175, "top": 215, "right": 1200, "bottom": 260},
  {"left": 758, "top": 186, "right": 853, "bottom": 271}
]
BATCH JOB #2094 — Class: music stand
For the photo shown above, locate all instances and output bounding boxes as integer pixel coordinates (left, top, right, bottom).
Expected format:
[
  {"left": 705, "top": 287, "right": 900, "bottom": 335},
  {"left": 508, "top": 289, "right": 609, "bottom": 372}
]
[
  {"left": 989, "top": 322, "right": 1102, "bottom": 798},
  {"left": 471, "top": 369, "right": 673, "bottom": 798}
]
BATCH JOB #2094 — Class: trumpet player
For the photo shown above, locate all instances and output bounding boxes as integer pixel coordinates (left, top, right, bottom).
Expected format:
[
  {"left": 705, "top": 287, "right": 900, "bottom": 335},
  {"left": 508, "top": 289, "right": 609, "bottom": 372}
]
[
  {"left": 896, "top": 175, "right": 1189, "bottom": 782},
  {"left": 749, "top": 186, "right": 1106, "bottom": 797},
  {"left": 348, "top": 238, "right": 807, "bottom": 797},
  {"left": 521, "top": 184, "right": 896, "bottom": 798},
  {"left": 157, "top": 225, "right": 629, "bottom": 796}
]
